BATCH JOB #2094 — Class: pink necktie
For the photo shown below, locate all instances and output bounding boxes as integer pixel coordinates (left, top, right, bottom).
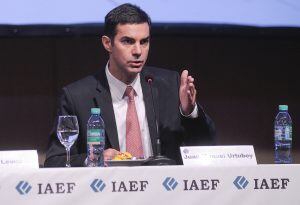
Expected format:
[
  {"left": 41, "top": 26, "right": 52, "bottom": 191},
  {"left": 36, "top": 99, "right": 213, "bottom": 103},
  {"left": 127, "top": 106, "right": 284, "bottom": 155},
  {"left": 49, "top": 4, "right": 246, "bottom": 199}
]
[{"left": 124, "top": 86, "right": 144, "bottom": 158}]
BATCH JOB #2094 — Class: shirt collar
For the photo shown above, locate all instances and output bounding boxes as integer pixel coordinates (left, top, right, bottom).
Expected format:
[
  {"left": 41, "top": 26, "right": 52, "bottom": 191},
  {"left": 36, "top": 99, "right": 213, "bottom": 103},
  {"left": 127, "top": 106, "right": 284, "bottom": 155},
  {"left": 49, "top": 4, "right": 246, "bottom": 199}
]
[{"left": 105, "top": 62, "right": 142, "bottom": 102}]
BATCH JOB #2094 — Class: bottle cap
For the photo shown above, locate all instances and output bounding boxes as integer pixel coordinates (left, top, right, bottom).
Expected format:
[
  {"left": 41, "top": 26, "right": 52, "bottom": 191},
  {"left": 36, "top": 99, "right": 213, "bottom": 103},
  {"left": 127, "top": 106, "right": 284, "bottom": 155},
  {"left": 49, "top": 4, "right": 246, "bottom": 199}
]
[
  {"left": 91, "top": 108, "right": 101, "bottom": 114},
  {"left": 279, "top": 105, "right": 288, "bottom": 111}
]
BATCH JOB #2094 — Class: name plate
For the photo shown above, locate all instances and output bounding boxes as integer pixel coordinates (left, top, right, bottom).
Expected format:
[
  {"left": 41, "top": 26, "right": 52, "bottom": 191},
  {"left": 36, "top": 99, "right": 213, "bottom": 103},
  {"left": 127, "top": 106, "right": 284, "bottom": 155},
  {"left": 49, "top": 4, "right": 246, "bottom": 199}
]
[
  {"left": 180, "top": 145, "right": 257, "bottom": 166},
  {"left": 0, "top": 150, "right": 39, "bottom": 168}
]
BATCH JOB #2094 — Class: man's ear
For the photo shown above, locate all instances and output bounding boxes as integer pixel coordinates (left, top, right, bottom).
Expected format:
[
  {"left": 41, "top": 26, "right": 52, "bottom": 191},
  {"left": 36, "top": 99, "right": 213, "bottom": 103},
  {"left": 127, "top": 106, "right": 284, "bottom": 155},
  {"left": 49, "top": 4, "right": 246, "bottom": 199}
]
[{"left": 102, "top": 35, "right": 112, "bottom": 53}]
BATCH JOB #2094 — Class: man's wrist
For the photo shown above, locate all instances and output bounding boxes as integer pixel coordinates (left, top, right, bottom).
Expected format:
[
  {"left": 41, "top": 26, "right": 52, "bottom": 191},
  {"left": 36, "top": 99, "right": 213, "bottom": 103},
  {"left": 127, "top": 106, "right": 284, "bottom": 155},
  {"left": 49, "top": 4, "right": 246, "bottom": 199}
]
[{"left": 180, "top": 104, "right": 199, "bottom": 118}]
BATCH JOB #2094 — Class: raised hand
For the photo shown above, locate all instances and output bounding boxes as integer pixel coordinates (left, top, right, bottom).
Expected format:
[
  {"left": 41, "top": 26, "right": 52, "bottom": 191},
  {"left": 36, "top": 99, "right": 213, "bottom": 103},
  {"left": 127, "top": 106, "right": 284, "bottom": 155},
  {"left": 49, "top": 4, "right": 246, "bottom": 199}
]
[{"left": 179, "top": 69, "right": 197, "bottom": 115}]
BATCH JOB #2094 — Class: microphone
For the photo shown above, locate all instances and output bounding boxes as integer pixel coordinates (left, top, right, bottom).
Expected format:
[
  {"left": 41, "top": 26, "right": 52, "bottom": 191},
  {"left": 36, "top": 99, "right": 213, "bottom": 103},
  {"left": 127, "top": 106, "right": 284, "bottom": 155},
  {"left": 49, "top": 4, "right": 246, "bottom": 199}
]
[
  {"left": 144, "top": 75, "right": 161, "bottom": 155},
  {"left": 142, "top": 75, "right": 176, "bottom": 166}
]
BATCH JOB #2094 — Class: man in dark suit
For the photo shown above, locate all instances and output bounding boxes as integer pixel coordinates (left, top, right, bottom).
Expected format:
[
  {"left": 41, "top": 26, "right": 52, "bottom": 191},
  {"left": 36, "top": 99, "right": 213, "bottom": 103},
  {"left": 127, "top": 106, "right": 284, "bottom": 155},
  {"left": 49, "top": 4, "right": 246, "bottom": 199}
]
[{"left": 44, "top": 3, "right": 215, "bottom": 167}]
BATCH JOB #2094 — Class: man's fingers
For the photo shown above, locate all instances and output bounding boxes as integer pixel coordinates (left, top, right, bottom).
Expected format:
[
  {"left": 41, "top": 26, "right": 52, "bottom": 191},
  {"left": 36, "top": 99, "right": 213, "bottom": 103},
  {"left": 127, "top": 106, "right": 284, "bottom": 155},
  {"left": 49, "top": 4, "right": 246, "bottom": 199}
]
[
  {"left": 103, "top": 148, "right": 120, "bottom": 160},
  {"left": 187, "top": 75, "right": 194, "bottom": 83},
  {"left": 188, "top": 86, "right": 196, "bottom": 98},
  {"left": 188, "top": 82, "right": 196, "bottom": 102},
  {"left": 180, "top": 69, "right": 188, "bottom": 85},
  {"left": 181, "top": 70, "right": 197, "bottom": 100},
  {"left": 188, "top": 82, "right": 195, "bottom": 89}
]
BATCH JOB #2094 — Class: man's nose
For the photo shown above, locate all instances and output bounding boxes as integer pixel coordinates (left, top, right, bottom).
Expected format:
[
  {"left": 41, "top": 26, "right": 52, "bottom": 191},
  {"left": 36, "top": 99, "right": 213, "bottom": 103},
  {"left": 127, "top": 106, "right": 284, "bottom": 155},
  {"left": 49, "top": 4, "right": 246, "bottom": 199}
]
[{"left": 132, "top": 43, "right": 142, "bottom": 57}]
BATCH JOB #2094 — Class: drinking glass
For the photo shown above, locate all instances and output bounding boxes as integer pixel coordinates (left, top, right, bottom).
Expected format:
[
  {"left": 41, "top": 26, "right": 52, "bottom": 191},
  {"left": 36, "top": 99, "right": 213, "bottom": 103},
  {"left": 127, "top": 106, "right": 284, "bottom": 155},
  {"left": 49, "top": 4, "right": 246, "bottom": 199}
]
[{"left": 57, "top": 115, "right": 79, "bottom": 167}]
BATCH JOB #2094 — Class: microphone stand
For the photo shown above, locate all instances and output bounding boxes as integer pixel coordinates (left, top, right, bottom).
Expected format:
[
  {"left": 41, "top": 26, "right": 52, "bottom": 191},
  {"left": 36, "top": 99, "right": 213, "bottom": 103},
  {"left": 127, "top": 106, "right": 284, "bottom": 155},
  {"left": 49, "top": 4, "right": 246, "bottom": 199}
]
[{"left": 142, "top": 76, "right": 176, "bottom": 166}]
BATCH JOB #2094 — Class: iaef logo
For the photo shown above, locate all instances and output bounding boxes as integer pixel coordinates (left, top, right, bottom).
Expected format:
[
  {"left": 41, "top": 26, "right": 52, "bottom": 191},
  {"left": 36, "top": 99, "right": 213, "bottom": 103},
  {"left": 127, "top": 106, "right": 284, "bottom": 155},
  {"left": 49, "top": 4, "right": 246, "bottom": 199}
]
[
  {"left": 233, "top": 176, "right": 249, "bottom": 189},
  {"left": 16, "top": 181, "right": 32, "bottom": 195}
]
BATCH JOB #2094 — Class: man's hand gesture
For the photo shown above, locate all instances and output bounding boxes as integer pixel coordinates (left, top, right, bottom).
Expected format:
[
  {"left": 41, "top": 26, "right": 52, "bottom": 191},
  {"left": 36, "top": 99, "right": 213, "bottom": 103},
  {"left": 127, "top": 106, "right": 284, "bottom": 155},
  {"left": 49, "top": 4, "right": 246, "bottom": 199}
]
[{"left": 179, "top": 70, "right": 197, "bottom": 115}]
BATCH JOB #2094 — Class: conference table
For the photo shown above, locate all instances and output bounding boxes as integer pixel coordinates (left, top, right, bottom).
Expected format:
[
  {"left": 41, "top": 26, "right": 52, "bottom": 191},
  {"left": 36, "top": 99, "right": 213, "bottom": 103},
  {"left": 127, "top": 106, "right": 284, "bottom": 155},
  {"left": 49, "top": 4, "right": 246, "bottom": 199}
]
[{"left": 1, "top": 164, "right": 299, "bottom": 205}]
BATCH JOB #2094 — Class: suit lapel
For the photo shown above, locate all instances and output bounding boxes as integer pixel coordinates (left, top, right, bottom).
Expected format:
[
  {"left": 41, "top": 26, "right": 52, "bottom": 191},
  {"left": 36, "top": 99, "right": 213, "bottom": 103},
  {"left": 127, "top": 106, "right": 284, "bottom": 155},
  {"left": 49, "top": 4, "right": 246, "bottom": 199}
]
[
  {"left": 140, "top": 69, "right": 159, "bottom": 155},
  {"left": 93, "top": 69, "right": 120, "bottom": 150}
]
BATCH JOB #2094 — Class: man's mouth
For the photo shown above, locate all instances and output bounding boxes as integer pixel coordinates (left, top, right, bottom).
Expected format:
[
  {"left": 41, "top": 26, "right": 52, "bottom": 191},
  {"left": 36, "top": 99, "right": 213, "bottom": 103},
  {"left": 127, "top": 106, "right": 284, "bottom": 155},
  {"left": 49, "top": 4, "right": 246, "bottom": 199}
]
[{"left": 128, "top": 61, "right": 143, "bottom": 68}]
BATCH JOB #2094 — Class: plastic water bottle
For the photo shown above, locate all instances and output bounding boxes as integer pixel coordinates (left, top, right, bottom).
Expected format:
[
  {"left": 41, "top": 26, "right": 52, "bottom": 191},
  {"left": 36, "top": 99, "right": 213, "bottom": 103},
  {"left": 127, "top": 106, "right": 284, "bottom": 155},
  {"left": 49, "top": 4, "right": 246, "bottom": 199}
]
[
  {"left": 86, "top": 108, "right": 105, "bottom": 167},
  {"left": 274, "top": 105, "right": 292, "bottom": 164}
]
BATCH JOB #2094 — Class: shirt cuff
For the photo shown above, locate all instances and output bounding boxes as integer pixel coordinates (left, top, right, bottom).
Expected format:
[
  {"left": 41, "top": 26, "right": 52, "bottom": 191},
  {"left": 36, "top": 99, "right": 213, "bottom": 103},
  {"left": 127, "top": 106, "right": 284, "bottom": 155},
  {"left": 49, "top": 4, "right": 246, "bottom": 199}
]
[{"left": 180, "top": 104, "right": 199, "bottom": 118}]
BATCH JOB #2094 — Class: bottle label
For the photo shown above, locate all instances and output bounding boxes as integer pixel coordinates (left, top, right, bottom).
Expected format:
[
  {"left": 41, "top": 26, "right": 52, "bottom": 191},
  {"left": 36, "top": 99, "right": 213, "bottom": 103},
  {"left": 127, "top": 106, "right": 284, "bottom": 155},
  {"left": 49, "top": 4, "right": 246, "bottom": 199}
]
[
  {"left": 87, "top": 129, "right": 105, "bottom": 145},
  {"left": 274, "top": 128, "right": 282, "bottom": 140},
  {"left": 275, "top": 126, "right": 292, "bottom": 141},
  {"left": 285, "top": 126, "right": 292, "bottom": 140}
]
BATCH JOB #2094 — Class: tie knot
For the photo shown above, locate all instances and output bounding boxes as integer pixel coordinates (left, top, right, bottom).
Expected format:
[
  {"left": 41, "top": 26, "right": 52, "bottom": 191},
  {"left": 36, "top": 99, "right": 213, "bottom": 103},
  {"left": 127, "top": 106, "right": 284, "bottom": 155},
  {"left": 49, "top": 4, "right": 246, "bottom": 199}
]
[{"left": 124, "top": 86, "right": 135, "bottom": 101}]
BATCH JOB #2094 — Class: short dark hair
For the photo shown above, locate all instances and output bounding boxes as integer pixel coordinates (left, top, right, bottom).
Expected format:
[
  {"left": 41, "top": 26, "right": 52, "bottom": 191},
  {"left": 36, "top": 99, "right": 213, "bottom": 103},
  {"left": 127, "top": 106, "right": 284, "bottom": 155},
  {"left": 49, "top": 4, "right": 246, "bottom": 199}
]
[{"left": 104, "top": 3, "right": 151, "bottom": 39}]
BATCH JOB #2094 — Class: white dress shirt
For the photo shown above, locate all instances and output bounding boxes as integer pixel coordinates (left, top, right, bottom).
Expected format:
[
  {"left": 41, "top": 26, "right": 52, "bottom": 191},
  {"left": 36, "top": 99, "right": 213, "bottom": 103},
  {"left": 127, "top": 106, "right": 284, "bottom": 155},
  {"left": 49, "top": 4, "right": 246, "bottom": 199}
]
[{"left": 106, "top": 66, "right": 153, "bottom": 158}]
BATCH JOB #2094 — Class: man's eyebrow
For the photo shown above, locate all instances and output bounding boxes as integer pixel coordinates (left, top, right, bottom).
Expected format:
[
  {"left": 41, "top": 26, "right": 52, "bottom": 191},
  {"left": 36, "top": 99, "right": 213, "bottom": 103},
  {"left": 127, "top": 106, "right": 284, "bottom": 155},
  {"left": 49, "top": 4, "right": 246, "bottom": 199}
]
[
  {"left": 142, "top": 36, "right": 150, "bottom": 41},
  {"left": 120, "top": 36, "right": 134, "bottom": 40},
  {"left": 120, "top": 36, "right": 150, "bottom": 40}
]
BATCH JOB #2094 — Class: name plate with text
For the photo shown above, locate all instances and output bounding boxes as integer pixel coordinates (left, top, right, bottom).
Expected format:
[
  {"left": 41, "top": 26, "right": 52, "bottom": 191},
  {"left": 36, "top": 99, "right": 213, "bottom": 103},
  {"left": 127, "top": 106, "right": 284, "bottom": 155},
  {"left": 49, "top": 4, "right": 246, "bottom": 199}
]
[
  {"left": 180, "top": 145, "right": 257, "bottom": 166},
  {"left": 0, "top": 150, "right": 39, "bottom": 168}
]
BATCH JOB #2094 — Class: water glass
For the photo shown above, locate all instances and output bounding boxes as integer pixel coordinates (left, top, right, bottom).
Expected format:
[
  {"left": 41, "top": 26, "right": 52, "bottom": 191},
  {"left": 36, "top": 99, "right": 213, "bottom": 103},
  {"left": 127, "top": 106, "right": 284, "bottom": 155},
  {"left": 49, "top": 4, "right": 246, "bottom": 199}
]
[{"left": 57, "top": 115, "right": 79, "bottom": 167}]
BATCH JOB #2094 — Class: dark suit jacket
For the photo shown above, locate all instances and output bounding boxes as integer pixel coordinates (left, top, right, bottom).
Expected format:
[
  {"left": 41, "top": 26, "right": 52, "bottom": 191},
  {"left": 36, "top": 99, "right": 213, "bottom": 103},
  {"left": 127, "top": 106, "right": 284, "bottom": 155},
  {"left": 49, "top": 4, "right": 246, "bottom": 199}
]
[{"left": 44, "top": 66, "right": 215, "bottom": 167}]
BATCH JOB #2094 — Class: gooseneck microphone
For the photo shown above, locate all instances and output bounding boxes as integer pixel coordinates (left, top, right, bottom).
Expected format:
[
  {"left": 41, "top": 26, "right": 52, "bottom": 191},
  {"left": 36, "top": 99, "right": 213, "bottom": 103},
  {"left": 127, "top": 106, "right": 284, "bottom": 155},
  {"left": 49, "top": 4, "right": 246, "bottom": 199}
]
[
  {"left": 142, "top": 75, "right": 176, "bottom": 166},
  {"left": 145, "top": 75, "right": 161, "bottom": 156}
]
